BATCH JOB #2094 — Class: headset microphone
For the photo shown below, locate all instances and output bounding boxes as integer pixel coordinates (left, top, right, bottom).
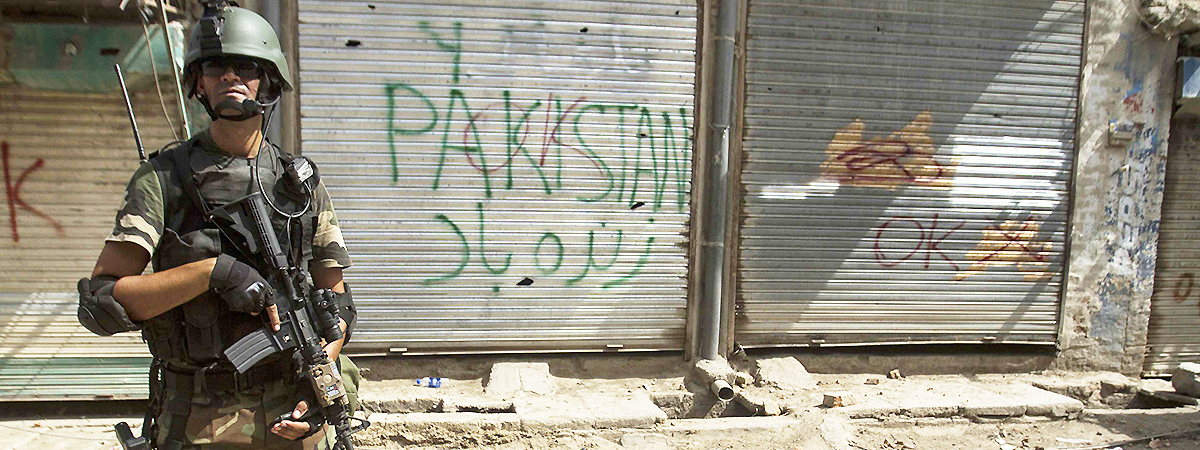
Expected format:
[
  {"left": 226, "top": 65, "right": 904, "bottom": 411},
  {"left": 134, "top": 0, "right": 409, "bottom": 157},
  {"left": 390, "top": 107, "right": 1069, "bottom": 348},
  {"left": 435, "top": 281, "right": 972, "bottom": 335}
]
[
  {"left": 245, "top": 96, "right": 279, "bottom": 110},
  {"left": 203, "top": 95, "right": 279, "bottom": 122}
]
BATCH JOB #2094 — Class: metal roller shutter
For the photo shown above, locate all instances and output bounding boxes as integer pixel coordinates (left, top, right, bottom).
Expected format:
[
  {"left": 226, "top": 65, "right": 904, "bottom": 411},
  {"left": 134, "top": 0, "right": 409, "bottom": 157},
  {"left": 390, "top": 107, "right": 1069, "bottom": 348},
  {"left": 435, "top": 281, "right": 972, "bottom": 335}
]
[
  {"left": 1145, "top": 120, "right": 1200, "bottom": 376},
  {"left": 0, "top": 85, "right": 180, "bottom": 400},
  {"left": 297, "top": 0, "right": 696, "bottom": 353},
  {"left": 736, "top": 0, "right": 1083, "bottom": 346}
]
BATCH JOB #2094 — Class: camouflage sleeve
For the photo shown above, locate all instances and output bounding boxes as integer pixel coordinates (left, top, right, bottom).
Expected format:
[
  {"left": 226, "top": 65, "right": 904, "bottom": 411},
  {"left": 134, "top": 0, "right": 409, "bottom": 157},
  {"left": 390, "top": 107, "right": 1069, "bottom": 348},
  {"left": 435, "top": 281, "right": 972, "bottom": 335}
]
[
  {"left": 105, "top": 161, "right": 164, "bottom": 256},
  {"left": 312, "top": 180, "right": 352, "bottom": 269}
]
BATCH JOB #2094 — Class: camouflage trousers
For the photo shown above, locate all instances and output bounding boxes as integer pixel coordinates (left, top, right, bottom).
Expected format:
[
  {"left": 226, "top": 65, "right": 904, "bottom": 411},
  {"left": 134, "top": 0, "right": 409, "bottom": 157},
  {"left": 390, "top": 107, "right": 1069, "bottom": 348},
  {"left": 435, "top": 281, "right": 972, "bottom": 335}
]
[{"left": 154, "top": 378, "right": 334, "bottom": 450}]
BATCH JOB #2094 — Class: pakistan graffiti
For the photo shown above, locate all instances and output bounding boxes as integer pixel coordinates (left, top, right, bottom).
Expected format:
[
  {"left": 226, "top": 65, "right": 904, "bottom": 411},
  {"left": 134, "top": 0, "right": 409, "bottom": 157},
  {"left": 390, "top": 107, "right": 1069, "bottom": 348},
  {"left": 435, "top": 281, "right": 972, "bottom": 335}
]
[
  {"left": 386, "top": 87, "right": 690, "bottom": 210},
  {"left": 954, "top": 219, "right": 1053, "bottom": 282},
  {"left": 874, "top": 214, "right": 964, "bottom": 270},
  {"left": 384, "top": 21, "right": 689, "bottom": 288},
  {"left": 820, "top": 112, "right": 953, "bottom": 189},
  {"left": 386, "top": 21, "right": 690, "bottom": 211},
  {"left": 3, "top": 141, "right": 64, "bottom": 243}
]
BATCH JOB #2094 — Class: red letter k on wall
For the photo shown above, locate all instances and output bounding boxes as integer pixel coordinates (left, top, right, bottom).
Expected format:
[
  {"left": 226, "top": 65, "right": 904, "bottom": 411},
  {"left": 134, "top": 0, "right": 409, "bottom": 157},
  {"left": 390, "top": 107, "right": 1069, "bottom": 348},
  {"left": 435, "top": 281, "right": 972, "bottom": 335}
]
[{"left": 3, "top": 141, "right": 64, "bottom": 243}]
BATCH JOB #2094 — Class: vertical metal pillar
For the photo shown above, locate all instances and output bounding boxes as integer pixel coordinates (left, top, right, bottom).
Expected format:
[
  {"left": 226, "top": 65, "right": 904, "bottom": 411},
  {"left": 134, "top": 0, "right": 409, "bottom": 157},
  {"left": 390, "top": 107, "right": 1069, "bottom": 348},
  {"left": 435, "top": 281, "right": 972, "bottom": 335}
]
[{"left": 698, "top": 0, "right": 742, "bottom": 361}]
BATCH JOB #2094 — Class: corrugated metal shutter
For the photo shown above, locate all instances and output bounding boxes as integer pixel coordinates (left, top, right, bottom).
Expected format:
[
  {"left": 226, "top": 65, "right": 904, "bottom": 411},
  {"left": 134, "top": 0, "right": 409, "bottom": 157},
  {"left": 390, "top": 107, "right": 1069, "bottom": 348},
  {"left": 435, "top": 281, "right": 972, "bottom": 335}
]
[
  {"left": 297, "top": 0, "right": 696, "bottom": 352},
  {"left": 736, "top": 0, "right": 1082, "bottom": 346},
  {"left": 0, "top": 86, "right": 180, "bottom": 400},
  {"left": 1145, "top": 120, "right": 1200, "bottom": 376}
]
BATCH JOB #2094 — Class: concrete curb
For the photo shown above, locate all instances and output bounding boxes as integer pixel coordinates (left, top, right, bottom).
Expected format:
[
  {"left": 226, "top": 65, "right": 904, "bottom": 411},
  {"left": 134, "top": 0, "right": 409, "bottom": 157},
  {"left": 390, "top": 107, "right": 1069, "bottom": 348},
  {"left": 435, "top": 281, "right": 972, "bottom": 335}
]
[{"left": 357, "top": 373, "right": 1104, "bottom": 445}]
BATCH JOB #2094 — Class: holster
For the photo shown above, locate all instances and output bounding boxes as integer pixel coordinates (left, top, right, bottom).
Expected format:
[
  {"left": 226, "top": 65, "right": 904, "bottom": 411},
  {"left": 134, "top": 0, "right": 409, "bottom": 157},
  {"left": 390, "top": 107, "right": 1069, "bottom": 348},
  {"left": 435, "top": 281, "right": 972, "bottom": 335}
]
[{"left": 158, "top": 368, "right": 193, "bottom": 450}]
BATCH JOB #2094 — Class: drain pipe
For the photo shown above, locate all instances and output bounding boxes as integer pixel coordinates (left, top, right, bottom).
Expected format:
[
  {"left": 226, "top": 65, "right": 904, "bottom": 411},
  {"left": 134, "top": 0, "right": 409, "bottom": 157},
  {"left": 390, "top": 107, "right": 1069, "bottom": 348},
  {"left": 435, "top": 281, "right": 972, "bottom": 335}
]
[
  {"left": 698, "top": 0, "right": 742, "bottom": 361},
  {"left": 694, "top": 359, "right": 737, "bottom": 401},
  {"left": 262, "top": 0, "right": 284, "bottom": 148}
]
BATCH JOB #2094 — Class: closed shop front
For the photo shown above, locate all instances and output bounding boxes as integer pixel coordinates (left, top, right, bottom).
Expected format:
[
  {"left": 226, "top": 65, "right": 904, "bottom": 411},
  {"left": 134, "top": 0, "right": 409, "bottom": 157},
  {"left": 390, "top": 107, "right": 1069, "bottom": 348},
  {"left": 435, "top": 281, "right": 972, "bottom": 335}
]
[
  {"left": 0, "top": 22, "right": 183, "bottom": 400},
  {"left": 297, "top": 0, "right": 697, "bottom": 352},
  {"left": 736, "top": 0, "right": 1084, "bottom": 346},
  {"left": 0, "top": 84, "right": 179, "bottom": 400},
  {"left": 1145, "top": 119, "right": 1200, "bottom": 376}
]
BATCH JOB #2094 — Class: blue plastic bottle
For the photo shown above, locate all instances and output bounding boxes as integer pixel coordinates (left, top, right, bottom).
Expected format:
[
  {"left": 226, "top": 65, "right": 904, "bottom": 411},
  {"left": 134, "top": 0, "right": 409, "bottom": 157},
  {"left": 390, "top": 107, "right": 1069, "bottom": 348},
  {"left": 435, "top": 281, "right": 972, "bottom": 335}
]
[{"left": 417, "top": 377, "right": 443, "bottom": 388}]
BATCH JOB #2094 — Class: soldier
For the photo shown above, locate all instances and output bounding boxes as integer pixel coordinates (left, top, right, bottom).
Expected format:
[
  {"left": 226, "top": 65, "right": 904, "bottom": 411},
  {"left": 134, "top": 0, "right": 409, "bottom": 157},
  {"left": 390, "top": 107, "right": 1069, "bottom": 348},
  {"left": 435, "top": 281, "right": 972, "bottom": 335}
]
[{"left": 77, "top": 3, "right": 356, "bottom": 449}]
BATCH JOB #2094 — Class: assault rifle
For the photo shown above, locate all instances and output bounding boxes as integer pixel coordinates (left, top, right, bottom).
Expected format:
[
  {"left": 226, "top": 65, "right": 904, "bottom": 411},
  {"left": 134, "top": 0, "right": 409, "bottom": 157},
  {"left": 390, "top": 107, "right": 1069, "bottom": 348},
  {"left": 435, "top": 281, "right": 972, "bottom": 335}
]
[{"left": 211, "top": 189, "right": 365, "bottom": 450}]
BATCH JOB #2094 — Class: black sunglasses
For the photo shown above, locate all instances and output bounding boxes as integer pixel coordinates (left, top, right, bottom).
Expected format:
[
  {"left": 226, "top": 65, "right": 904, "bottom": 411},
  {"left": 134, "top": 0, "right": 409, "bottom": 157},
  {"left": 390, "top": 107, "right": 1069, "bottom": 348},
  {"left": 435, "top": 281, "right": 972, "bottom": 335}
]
[{"left": 199, "top": 58, "right": 264, "bottom": 80}]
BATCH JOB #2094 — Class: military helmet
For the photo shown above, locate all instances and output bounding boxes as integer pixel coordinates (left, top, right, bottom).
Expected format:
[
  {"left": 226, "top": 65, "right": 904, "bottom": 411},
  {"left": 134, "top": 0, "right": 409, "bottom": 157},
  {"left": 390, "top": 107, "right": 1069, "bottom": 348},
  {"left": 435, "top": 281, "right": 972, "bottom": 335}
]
[{"left": 183, "top": 5, "right": 292, "bottom": 99}]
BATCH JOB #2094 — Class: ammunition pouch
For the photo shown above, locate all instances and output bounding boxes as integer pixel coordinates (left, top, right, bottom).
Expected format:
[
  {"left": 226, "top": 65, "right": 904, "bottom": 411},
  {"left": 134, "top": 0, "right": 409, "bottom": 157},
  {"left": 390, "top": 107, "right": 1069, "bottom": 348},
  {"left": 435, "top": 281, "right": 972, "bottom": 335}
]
[
  {"left": 181, "top": 295, "right": 224, "bottom": 362},
  {"left": 143, "top": 309, "right": 186, "bottom": 362},
  {"left": 147, "top": 227, "right": 227, "bottom": 363}
]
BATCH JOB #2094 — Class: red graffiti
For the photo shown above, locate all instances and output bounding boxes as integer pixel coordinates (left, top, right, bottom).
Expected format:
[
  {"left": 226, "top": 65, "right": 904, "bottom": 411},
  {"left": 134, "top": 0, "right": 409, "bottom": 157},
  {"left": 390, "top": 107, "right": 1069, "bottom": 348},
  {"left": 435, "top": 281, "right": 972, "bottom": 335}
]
[
  {"left": 461, "top": 99, "right": 542, "bottom": 174},
  {"left": 1123, "top": 93, "right": 1144, "bottom": 114},
  {"left": 971, "top": 221, "right": 1047, "bottom": 266},
  {"left": 1173, "top": 273, "right": 1194, "bottom": 303},
  {"left": 820, "top": 112, "right": 952, "bottom": 190},
  {"left": 458, "top": 94, "right": 599, "bottom": 174},
  {"left": 541, "top": 94, "right": 596, "bottom": 171},
  {"left": 1172, "top": 273, "right": 1200, "bottom": 315},
  {"left": 954, "top": 219, "right": 1053, "bottom": 281},
  {"left": 835, "top": 140, "right": 946, "bottom": 185},
  {"left": 873, "top": 213, "right": 963, "bottom": 269},
  {"left": 3, "top": 141, "right": 64, "bottom": 243}
]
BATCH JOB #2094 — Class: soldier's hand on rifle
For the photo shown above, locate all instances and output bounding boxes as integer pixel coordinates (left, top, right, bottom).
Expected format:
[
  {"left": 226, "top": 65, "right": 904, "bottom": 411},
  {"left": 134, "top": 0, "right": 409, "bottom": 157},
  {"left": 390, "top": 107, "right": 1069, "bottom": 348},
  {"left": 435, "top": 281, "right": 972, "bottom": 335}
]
[
  {"left": 271, "top": 400, "right": 313, "bottom": 440},
  {"left": 264, "top": 303, "right": 281, "bottom": 332},
  {"left": 209, "top": 254, "right": 276, "bottom": 325}
]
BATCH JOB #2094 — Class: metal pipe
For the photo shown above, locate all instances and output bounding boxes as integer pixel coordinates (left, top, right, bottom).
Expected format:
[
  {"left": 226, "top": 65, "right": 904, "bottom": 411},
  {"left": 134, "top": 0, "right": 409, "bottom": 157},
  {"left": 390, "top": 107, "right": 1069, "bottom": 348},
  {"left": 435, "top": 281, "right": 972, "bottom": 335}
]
[
  {"left": 262, "top": 0, "right": 284, "bottom": 147},
  {"left": 698, "top": 0, "right": 742, "bottom": 361},
  {"left": 156, "top": 0, "right": 191, "bottom": 138},
  {"left": 710, "top": 379, "right": 735, "bottom": 401}
]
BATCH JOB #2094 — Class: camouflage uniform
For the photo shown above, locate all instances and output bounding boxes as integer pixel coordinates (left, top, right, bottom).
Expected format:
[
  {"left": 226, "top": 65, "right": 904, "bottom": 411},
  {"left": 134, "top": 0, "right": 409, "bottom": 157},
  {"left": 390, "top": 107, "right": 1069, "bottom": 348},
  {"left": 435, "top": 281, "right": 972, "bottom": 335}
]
[
  {"left": 109, "top": 129, "right": 351, "bottom": 270},
  {"left": 156, "top": 380, "right": 329, "bottom": 449},
  {"left": 108, "top": 129, "right": 353, "bottom": 449}
]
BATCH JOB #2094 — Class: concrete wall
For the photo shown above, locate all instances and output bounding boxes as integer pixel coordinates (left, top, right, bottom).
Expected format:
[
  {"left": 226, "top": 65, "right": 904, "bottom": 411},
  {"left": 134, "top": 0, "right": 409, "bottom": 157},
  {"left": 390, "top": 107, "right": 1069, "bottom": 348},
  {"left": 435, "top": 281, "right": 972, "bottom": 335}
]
[{"left": 1055, "top": 0, "right": 1177, "bottom": 375}]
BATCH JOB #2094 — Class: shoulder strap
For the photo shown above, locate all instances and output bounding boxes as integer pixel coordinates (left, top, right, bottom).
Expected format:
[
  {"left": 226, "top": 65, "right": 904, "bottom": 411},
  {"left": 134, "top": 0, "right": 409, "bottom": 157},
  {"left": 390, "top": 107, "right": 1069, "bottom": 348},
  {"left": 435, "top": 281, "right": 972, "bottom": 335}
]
[
  {"left": 148, "top": 140, "right": 200, "bottom": 234},
  {"left": 170, "top": 142, "right": 211, "bottom": 219}
]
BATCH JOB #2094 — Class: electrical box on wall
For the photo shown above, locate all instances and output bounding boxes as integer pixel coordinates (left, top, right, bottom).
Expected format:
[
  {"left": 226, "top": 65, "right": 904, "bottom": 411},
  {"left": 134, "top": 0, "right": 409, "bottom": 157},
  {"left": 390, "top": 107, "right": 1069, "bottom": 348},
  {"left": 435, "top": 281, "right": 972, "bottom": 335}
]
[
  {"left": 4, "top": 23, "right": 180, "bottom": 92},
  {"left": 1177, "top": 56, "right": 1200, "bottom": 117}
]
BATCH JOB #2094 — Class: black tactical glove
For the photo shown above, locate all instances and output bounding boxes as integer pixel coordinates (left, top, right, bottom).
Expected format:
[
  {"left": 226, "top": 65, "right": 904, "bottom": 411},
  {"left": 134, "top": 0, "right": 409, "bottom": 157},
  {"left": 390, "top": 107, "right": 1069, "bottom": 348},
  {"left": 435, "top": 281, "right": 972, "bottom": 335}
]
[
  {"left": 209, "top": 254, "right": 274, "bottom": 313},
  {"left": 77, "top": 275, "right": 140, "bottom": 336}
]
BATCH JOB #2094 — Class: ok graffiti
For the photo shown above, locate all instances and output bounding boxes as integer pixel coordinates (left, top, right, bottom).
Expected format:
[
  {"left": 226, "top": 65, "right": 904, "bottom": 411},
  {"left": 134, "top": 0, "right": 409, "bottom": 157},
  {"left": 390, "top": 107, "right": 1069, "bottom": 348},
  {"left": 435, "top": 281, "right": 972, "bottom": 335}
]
[
  {"left": 874, "top": 213, "right": 963, "bottom": 270},
  {"left": 3, "top": 141, "right": 63, "bottom": 242}
]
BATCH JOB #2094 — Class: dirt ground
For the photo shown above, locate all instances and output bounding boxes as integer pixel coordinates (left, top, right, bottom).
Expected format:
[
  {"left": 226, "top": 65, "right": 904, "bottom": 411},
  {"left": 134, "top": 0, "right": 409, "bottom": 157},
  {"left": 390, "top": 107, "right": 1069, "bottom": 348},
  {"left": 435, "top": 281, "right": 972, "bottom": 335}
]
[
  {"left": 7, "top": 352, "right": 1200, "bottom": 450},
  {"left": 346, "top": 353, "right": 1200, "bottom": 450},
  {"left": 6, "top": 410, "right": 1200, "bottom": 450},
  {"left": 347, "top": 411, "right": 1200, "bottom": 450}
]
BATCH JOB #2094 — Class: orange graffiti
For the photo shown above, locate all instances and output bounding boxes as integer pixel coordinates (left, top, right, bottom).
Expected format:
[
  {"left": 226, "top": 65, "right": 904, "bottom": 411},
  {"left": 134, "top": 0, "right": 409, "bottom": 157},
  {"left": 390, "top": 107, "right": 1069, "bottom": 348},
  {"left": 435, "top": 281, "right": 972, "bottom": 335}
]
[
  {"left": 820, "top": 112, "right": 952, "bottom": 189},
  {"left": 955, "top": 219, "right": 1053, "bottom": 282}
]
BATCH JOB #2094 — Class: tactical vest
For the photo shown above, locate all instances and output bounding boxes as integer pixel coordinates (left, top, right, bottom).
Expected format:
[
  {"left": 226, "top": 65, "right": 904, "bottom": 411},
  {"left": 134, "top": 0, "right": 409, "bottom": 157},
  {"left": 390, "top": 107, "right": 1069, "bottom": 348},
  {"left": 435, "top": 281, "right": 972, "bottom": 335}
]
[{"left": 140, "top": 135, "right": 317, "bottom": 370}]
